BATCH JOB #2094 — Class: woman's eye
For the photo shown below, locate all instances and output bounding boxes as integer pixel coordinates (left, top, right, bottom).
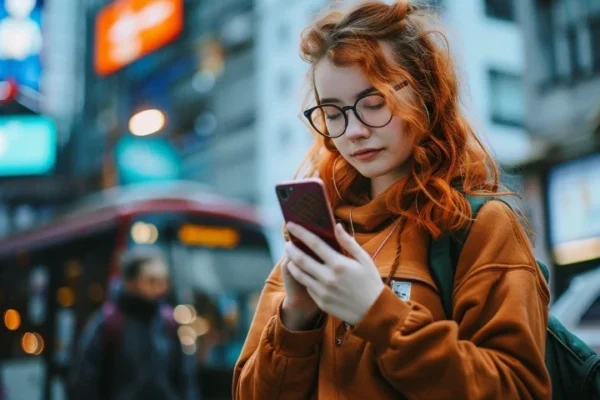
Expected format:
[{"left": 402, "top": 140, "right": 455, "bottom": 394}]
[
  {"left": 365, "top": 102, "right": 385, "bottom": 110},
  {"left": 326, "top": 112, "right": 343, "bottom": 120},
  {"left": 361, "top": 96, "right": 386, "bottom": 110}
]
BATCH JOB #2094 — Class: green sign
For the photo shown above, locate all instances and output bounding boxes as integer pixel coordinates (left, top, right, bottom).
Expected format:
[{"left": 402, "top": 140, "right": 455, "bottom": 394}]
[
  {"left": 115, "top": 136, "right": 181, "bottom": 184},
  {"left": 0, "top": 116, "right": 56, "bottom": 176}
]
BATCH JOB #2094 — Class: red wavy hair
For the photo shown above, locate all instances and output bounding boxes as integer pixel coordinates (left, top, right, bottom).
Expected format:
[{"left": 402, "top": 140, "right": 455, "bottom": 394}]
[{"left": 297, "top": 0, "right": 516, "bottom": 239}]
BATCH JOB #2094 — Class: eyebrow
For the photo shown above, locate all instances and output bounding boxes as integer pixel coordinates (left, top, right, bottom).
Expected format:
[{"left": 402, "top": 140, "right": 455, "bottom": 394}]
[{"left": 319, "top": 86, "right": 378, "bottom": 105}]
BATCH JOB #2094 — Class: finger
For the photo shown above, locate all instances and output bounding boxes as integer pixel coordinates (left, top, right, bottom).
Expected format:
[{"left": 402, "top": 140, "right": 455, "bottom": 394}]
[
  {"left": 335, "top": 223, "right": 371, "bottom": 264},
  {"left": 286, "top": 222, "right": 340, "bottom": 265},
  {"left": 280, "top": 256, "right": 290, "bottom": 272},
  {"left": 287, "top": 261, "right": 323, "bottom": 295},
  {"left": 284, "top": 242, "right": 331, "bottom": 282},
  {"left": 306, "top": 286, "right": 325, "bottom": 309}
]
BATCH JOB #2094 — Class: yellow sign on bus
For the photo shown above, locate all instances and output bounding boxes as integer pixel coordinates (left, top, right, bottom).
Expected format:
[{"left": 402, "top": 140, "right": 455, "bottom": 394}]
[{"left": 178, "top": 224, "right": 240, "bottom": 248}]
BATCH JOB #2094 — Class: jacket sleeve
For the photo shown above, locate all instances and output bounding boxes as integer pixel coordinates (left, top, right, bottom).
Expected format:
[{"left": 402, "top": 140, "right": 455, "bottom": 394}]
[
  {"left": 232, "top": 259, "right": 326, "bottom": 400},
  {"left": 69, "top": 313, "right": 104, "bottom": 400},
  {"left": 351, "top": 201, "right": 552, "bottom": 400}
]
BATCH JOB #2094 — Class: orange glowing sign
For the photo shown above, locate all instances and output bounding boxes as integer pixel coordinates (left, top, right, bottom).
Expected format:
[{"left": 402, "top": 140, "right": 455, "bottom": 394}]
[
  {"left": 178, "top": 224, "right": 241, "bottom": 248},
  {"left": 94, "top": 0, "right": 183, "bottom": 76}
]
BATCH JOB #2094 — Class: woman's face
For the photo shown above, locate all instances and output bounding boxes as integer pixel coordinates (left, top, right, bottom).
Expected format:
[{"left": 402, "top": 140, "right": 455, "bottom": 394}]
[{"left": 313, "top": 58, "right": 414, "bottom": 196}]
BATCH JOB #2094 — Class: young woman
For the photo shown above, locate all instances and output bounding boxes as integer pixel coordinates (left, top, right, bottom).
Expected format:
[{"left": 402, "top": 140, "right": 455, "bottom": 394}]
[{"left": 234, "top": 1, "right": 551, "bottom": 399}]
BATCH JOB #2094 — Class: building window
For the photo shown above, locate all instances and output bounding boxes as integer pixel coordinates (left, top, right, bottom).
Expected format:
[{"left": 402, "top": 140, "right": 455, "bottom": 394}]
[
  {"left": 488, "top": 69, "right": 524, "bottom": 127},
  {"left": 536, "top": 0, "right": 600, "bottom": 85},
  {"left": 484, "top": 0, "right": 516, "bottom": 22},
  {"left": 590, "top": 8, "right": 600, "bottom": 72},
  {"left": 566, "top": 25, "right": 583, "bottom": 77}
]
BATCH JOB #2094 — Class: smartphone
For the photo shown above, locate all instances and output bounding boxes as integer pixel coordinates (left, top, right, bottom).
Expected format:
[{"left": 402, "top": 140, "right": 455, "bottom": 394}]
[{"left": 275, "top": 178, "right": 341, "bottom": 263}]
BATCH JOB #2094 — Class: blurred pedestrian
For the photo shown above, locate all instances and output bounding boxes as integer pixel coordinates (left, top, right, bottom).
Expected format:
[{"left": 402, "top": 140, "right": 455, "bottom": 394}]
[
  {"left": 234, "top": 1, "right": 551, "bottom": 399},
  {"left": 70, "top": 245, "right": 200, "bottom": 400}
]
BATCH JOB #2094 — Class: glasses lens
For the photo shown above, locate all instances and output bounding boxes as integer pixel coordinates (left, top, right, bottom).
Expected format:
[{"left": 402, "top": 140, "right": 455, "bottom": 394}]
[
  {"left": 356, "top": 94, "right": 392, "bottom": 128},
  {"left": 310, "top": 105, "right": 345, "bottom": 137}
]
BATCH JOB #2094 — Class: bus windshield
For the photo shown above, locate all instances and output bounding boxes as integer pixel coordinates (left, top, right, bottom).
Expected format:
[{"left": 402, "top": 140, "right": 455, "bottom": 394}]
[{"left": 168, "top": 225, "right": 273, "bottom": 370}]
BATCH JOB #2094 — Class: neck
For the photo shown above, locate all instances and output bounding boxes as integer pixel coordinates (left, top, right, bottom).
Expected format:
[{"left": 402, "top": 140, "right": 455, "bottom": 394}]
[
  {"left": 117, "top": 291, "right": 159, "bottom": 320},
  {"left": 370, "top": 167, "right": 410, "bottom": 198}
]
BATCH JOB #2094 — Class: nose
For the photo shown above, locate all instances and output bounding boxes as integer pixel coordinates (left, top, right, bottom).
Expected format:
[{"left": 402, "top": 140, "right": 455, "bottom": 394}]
[{"left": 344, "top": 111, "right": 370, "bottom": 141}]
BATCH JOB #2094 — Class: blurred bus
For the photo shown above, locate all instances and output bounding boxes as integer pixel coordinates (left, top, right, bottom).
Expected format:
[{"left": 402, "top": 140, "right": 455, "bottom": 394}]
[{"left": 0, "top": 181, "right": 274, "bottom": 400}]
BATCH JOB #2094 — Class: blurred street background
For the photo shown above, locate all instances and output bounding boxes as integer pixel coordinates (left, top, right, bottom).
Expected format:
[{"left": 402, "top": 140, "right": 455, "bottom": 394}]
[{"left": 0, "top": 0, "right": 599, "bottom": 399}]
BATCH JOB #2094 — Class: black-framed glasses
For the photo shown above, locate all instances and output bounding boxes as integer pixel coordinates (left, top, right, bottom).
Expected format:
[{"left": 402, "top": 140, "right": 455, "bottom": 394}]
[{"left": 303, "top": 81, "right": 408, "bottom": 138}]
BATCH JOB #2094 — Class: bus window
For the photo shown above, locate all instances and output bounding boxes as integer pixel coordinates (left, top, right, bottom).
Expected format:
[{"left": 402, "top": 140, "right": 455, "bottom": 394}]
[
  {"left": 169, "top": 226, "right": 273, "bottom": 370},
  {"left": 0, "top": 254, "right": 51, "bottom": 400}
]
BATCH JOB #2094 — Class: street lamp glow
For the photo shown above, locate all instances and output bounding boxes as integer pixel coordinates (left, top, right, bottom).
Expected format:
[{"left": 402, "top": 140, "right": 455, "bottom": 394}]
[
  {"left": 4, "top": 309, "right": 21, "bottom": 330},
  {"left": 131, "top": 221, "right": 159, "bottom": 244},
  {"left": 128, "top": 109, "right": 165, "bottom": 136},
  {"left": 21, "top": 332, "right": 44, "bottom": 355}
]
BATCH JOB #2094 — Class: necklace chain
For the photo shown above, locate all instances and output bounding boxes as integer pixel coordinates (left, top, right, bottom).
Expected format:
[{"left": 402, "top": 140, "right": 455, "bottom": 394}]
[{"left": 349, "top": 206, "right": 402, "bottom": 261}]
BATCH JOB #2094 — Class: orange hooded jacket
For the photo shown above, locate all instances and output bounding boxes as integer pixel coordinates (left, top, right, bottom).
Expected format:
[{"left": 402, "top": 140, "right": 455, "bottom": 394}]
[{"left": 233, "top": 188, "right": 551, "bottom": 399}]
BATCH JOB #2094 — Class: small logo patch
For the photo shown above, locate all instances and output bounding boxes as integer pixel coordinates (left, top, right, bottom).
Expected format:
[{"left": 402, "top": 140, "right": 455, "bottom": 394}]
[{"left": 391, "top": 281, "right": 411, "bottom": 301}]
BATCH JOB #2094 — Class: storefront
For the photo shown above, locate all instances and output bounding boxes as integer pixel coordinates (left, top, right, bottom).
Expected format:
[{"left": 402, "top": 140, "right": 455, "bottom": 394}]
[{"left": 544, "top": 153, "right": 600, "bottom": 296}]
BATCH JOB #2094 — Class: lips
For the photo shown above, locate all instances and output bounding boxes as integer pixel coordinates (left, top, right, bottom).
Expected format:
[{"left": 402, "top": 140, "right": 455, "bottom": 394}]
[{"left": 351, "top": 148, "right": 383, "bottom": 161}]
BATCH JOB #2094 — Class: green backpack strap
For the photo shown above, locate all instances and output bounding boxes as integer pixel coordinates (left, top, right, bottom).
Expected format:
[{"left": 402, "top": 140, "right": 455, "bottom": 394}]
[
  {"left": 428, "top": 195, "right": 491, "bottom": 318},
  {"left": 428, "top": 233, "right": 454, "bottom": 319},
  {"left": 429, "top": 195, "right": 600, "bottom": 400}
]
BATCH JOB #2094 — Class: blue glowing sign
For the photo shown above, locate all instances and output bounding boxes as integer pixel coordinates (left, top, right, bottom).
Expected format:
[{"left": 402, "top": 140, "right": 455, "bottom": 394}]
[
  {"left": 0, "top": 115, "right": 56, "bottom": 176},
  {"left": 115, "top": 135, "right": 181, "bottom": 184},
  {"left": 0, "top": 0, "right": 44, "bottom": 92}
]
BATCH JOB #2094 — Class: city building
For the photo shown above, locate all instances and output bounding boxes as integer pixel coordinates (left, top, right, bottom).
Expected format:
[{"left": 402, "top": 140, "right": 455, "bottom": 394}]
[
  {"left": 79, "top": 0, "right": 258, "bottom": 201},
  {"left": 517, "top": 0, "right": 600, "bottom": 297}
]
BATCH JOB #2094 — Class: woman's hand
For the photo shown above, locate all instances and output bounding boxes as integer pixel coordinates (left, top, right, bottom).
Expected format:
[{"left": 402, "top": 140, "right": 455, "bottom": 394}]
[
  {"left": 280, "top": 256, "right": 322, "bottom": 331},
  {"left": 284, "top": 222, "right": 385, "bottom": 326}
]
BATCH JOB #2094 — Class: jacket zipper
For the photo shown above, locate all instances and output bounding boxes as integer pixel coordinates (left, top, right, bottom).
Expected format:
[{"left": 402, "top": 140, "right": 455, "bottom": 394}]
[{"left": 331, "top": 317, "right": 340, "bottom": 400}]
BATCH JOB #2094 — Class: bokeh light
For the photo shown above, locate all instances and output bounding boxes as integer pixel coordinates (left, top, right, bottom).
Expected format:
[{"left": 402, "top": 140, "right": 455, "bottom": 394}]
[
  {"left": 3, "top": 309, "right": 21, "bottom": 331},
  {"left": 192, "top": 316, "right": 211, "bottom": 337},
  {"left": 178, "top": 325, "right": 196, "bottom": 340},
  {"left": 57, "top": 287, "right": 75, "bottom": 308},
  {"left": 21, "top": 332, "right": 44, "bottom": 355},
  {"left": 182, "top": 343, "right": 197, "bottom": 355},
  {"left": 129, "top": 109, "right": 166, "bottom": 136},
  {"left": 131, "top": 222, "right": 159, "bottom": 244},
  {"left": 173, "top": 304, "right": 196, "bottom": 325}
]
